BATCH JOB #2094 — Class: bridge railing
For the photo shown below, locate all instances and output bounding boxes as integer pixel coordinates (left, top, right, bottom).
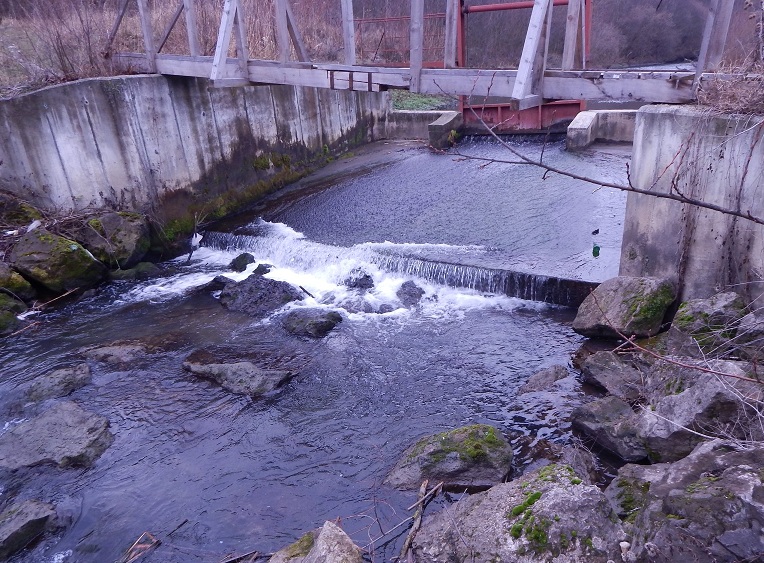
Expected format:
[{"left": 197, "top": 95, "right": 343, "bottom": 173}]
[{"left": 103, "top": 0, "right": 736, "bottom": 106}]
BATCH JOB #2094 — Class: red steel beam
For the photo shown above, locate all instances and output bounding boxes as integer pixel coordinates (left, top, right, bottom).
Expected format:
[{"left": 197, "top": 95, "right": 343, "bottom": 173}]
[{"left": 464, "top": 0, "right": 569, "bottom": 14}]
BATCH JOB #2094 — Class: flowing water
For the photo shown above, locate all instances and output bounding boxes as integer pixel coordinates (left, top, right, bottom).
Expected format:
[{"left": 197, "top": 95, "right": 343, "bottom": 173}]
[{"left": 0, "top": 137, "right": 628, "bottom": 563}]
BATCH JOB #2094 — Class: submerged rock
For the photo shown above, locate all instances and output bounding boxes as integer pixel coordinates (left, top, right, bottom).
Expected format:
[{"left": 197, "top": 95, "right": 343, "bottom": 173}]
[
  {"left": 518, "top": 365, "right": 569, "bottom": 394},
  {"left": 26, "top": 363, "right": 92, "bottom": 402},
  {"left": 385, "top": 424, "right": 513, "bottom": 491},
  {"left": 75, "top": 212, "right": 150, "bottom": 269},
  {"left": 183, "top": 348, "right": 296, "bottom": 397},
  {"left": 396, "top": 280, "right": 425, "bottom": 307},
  {"left": 0, "top": 499, "right": 56, "bottom": 560},
  {"left": 219, "top": 274, "right": 303, "bottom": 318},
  {"left": 0, "top": 401, "right": 113, "bottom": 470},
  {"left": 109, "top": 262, "right": 161, "bottom": 281},
  {"left": 571, "top": 396, "right": 647, "bottom": 462},
  {"left": 605, "top": 439, "right": 764, "bottom": 562},
  {"left": 270, "top": 520, "right": 363, "bottom": 563},
  {"left": 413, "top": 464, "right": 625, "bottom": 563},
  {"left": 80, "top": 341, "right": 151, "bottom": 364},
  {"left": 573, "top": 276, "right": 676, "bottom": 339},
  {"left": 10, "top": 228, "right": 107, "bottom": 293},
  {"left": 580, "top": 351, "right": 643, "bottom": 402},
  {"left": 282, "top": 309, "right": 343, "bottom": 338}
]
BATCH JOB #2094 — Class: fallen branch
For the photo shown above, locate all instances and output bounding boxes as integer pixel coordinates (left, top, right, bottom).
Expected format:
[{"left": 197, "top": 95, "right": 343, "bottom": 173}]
[
  {"left": 399, "top": 480, "right": 429, "bottom": 561},
  {"left": 117, "top": 532, "right": 160, "bottom": 563},
  {"left": 406, "top": 481, "right": 443, "bottom": 511}
]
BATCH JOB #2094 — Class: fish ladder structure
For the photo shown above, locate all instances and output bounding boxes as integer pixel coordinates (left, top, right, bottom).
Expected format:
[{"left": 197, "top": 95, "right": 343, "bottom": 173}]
[{"left": 105, "top": 0, "right": 737, "bottom": 132}]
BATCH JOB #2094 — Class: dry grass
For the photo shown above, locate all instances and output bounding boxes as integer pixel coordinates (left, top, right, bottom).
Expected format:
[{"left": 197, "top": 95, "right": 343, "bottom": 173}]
[{"left": 698, "top": 62, "right": 764, "bottom": 115}]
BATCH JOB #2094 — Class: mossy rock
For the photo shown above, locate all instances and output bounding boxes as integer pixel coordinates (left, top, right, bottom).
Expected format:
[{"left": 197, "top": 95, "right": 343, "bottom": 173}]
[
  {"left": 76, "top": 212, "right": 151, "bottom": 269},
  {"left": 0, "top": 263, "right": 36, "bottom": 301},
  {"left": 672, "top": 292, "right": 746, "bottom": 353},
  {"left": 385, "top": 424, "right": 513, "bottom": 491},
  {"left": 0, "top": 192, "right": 43, "bottom": 227},
  {"left": 9, "top": 228, "right": 107, "bottom": 293},
  {"left": 573, "top": 276, "right": 677, "bottom": 339},
  {"left": 109, "top": 262, "right": 161, "bottom": 282}
]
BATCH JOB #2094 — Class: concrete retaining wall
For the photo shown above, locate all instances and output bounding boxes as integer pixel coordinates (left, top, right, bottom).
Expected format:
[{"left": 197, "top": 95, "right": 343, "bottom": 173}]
[
  {"left": 0, "top": 75, "right": 387, "bottom": 221},
  {"left": 566, "top": 110, "right": 637, "bottom": 150},
  {"left": 620, "top": 105, "right": 764, "bottom": 302}
]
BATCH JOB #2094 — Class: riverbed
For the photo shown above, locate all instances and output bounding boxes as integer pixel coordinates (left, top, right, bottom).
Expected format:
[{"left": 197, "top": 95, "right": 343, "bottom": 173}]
[{"left": 0, "top": 137, "right": 628, "bottom": 562}]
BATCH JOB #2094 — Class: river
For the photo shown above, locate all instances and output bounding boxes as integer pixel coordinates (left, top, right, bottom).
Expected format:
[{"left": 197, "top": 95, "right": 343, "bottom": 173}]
[{"left": 0, "top": 137, "right": 628, "bottom": 562}]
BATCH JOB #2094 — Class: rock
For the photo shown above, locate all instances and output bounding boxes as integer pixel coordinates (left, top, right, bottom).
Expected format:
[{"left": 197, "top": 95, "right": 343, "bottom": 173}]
[
  {"left": 109, "top": 262, "right": 161, "bottom": 281},
  {"left": 518, "top": 365, "right": 569, "bottom": 394},
  {"left": 396, "top": 281, "right": 425, "bottom": 307},
  {"left": 343, "top": 268, "right": 374, "bottom": 290},
  {"left": 378, "top": 304, "right": 395, "bottom": 314},
  {"left": 253, "top": 263, "right": 272, "bottom": 276},
  {"left": 0, "top": 401, "right": 113, "bottom": 469},
  {"left": 672, "top": 291, "right": 746, "bottom": 335},
  {"left": 183, "top": 348, "right": 296, "bottom": 397},
  {"left": 80, "top": 341, "right": 150, "bottom": 364},
  {"left": 0, "top": 499, "right": 56, "bottom": 559},
  {"left": 0, "top": 309, "right": 19, "bottom": 336},
  {"left": 605, "top": 440, "right": 764, "bottom": 562},
  {"left": 0, "top": 192, "right": 42, "bottom": 227},
  {"left": 412, "top": 464, "right": 625, "bottom": 563},
  {"left": 76, "top": 212, "right": 150, "bottom": 269},
  {"left": 219, "top": 274, "right": 303, "bottom": 318},
  {"left": 282, "top": 309, "right": 342, "bottom": 338},
  {"left": 9, "top": 228, "right": 107, "bottom": 293},
  {"left": 26, "top": 363, "right": 92, "bottom": 402},
  {"left": 0, "top": 262, "right": 36, "bottom": 301},
  {"left": 733, "top": 310, "right": 764, "bottom": 360},
  {"left": 636, "top": 360, "right": 760, "bottom": 463},
  {"left": 335, "top": 295, "right": 373, "bottom": 314},
  {"left": 197, "top": 275, "right": 231, "bottom": 293},
  {"left": 580, "top": 352, "right": 643, "bottom": 402},
  {"left": 0, "top": 293, "right": 26, "bottom": 336},
  {"left": 229, "top": 253, "right": 255, "bottom": 272},
  {"left": 511, "top": 435, "right": 600, "bottom": 486},
  {"left": 270, "top": 520, "right": 363, "bottom": 563},
  {"left": 635, "top": 326, "right": 705, "bottom": 362},
  {"left": 384, "top": 425, "right": 513, "bottom": 491},
  {"left": 571, "top": 396, "right": 647, "bottom": 462},
  {"left": 572, "top": 276, "right": 677, "bottom": 339}
]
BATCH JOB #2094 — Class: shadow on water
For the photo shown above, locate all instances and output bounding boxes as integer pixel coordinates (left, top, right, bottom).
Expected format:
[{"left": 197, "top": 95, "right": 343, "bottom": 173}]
[{"left": 0, "top": 137, "right": 628, "bottom": 562}]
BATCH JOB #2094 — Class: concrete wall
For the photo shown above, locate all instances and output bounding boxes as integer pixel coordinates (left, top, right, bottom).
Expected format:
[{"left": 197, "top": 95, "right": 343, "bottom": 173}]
[
  {"left": 620, "top": 105, "right": 764, "bottom": 302},
  {"left": 566, "top": 110, "right": 637, "bottom": 150},
  {"left": 0, "top": 75, "right": 387, "bottom": 221}
]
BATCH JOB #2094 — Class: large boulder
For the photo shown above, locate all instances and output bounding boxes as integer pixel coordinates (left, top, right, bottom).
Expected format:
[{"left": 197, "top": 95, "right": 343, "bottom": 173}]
[
  {"left": 605, "top": 440, "right": 764, "bottom": 562},
  {"left": 10, "top": 228, "right": 106, "bottom": 293},
  {"left": 219, "top": 274, "right": 303, "bottom": 318},
  {"left": 0, "top": 262, "right": 36, "bottom": 301},
  {"left": 573, "top": 276, "right": 677, "bottom": 339},
  {"left": 413, "top": 464, "right": 626, "bottom": 563},
  {"left": 75, "top": 212, "right": 150, "bottom": 269},
  {"left": 26, "top": 363, "right": 92, "bottom": 402},
  {"left": 281, "top": 309, "right": 343, "bottom": 338},
  {"left": 385, "top": 425, "right": 513, "bottom": 491},
  {"left": 518, "top": 365, "right": 569, "bottom": 394},
  {"left": 580, "top": 351, "right": 643, "bottom": 402},
  {"left": 0, "top": 499, "right": 56, "bottom": 560},
  {"left": 732, "top": 310, "right": 764, "bottom": 360},
  {"left": 571, "top": 396, "right": 647, "bottom": 462},
  {"left": 183, "top": 347, "right": 296, "bottom": 397},
  {"left": 269, "top": 521, "right": 363, "bottom": 563},
  {"left": 0, "top": 401, "right": 113, "bottom": 469}
]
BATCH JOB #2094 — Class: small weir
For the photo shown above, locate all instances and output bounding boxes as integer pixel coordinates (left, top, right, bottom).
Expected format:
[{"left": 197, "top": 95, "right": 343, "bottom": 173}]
[{"left": 203, "top": 226, "right": 597, "bottom": 306}]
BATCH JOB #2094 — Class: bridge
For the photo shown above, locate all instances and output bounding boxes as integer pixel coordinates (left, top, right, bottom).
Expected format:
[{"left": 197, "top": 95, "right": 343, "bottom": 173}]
[{"left": 106, "top": 0, "right": 734, "bottom": 131}]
